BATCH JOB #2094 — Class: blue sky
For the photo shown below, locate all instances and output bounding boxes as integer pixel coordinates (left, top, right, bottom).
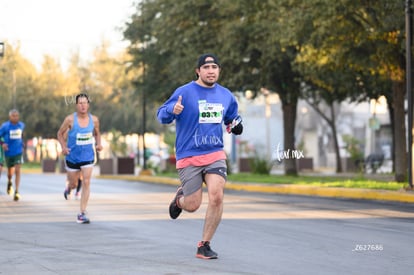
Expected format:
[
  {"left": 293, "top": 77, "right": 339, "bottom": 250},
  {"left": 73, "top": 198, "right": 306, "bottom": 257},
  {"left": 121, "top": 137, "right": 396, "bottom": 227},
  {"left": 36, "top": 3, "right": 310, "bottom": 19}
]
[{"left": 0, "top": 0, "right": 136, "bottom": 69}]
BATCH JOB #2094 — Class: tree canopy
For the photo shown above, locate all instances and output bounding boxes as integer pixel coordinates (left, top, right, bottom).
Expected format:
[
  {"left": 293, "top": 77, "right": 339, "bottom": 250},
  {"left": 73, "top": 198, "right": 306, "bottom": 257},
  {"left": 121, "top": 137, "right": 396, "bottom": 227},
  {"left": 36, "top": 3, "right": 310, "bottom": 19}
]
[
  {"left": 123, "top": 0, "right": 408, "bottom": 179},
  {"left": 0, "top": 0, "right": 409, "bottom": 180},
  {"left": 0, "top": 41, "right": 147, "bottom": 139}
]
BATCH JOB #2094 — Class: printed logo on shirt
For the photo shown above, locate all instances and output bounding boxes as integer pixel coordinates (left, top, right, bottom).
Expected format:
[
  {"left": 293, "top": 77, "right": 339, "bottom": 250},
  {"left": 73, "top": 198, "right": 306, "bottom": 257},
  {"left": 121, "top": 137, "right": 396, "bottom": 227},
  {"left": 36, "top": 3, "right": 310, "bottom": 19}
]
[
  {"left": 76, "top": 132, "right": 94, "bottom": 145},
  {"left": 193, "top": 129, "right": 223, "bottom": 147},
  {"left": 198, "top": 101, "right": 223, "bottom": 124},
  {"left": 9, "top": 129, "right": 22, "bottom": 139}
]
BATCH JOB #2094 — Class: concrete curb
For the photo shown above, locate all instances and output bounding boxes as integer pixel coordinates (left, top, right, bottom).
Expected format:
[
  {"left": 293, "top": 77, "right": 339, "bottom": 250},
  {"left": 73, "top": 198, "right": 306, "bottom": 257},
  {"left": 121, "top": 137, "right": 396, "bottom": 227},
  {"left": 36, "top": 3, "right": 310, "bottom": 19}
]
[{"left": 97, "top": 175, "right": 414, "bottom": 204}]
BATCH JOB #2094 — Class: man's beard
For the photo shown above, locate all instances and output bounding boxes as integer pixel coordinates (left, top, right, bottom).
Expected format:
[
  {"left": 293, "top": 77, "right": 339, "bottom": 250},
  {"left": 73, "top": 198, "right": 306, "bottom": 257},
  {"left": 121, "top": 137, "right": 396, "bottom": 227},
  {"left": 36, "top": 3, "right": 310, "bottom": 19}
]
[{"left": 200, "top": 78, "right": 215, "bottom": 87}]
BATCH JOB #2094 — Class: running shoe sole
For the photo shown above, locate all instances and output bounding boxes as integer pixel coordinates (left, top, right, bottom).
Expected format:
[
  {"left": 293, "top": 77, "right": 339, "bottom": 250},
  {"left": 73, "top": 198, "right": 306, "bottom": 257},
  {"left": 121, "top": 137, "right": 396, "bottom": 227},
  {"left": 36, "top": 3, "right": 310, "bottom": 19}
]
[{"left": 196, "top": 254, "right": 218, "bottom": 260}]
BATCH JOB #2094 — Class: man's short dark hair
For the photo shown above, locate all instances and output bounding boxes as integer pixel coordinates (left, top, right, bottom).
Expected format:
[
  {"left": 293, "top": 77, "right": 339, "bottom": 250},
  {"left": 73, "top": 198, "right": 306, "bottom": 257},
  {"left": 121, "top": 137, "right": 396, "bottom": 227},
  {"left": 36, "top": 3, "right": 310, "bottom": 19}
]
[{"left": 76, "top": 93, "right": 90, "bottom": 104}]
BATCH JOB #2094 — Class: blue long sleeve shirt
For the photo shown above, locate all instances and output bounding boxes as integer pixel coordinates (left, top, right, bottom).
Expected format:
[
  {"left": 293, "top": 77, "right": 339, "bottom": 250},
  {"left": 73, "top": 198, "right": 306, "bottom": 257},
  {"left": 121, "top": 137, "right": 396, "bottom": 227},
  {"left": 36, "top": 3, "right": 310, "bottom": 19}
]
[{"left": 157, "top": 81, "right": 239, "bottom": 160}]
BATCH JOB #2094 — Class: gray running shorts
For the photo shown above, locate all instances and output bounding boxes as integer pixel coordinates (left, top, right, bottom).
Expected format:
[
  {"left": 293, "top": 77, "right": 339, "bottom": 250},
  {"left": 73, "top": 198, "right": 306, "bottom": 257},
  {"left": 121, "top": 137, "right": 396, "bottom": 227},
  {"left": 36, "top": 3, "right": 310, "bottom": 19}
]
[{"left": 177, "top": 159, "right": 227, "bottom": 196}]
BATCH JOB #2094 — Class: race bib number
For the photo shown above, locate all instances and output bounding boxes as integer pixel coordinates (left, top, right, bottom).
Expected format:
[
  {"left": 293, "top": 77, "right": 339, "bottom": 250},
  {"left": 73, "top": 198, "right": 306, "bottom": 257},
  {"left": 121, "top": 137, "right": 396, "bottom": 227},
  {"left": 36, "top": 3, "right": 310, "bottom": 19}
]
[
  {"left": 9, "top": 129, "right": 22, "bottom": 140},
  {"left": 198, "top": 100, "right": 223, "bottom": 124},
  {"left": 76, "top": 132, "right": 94, "bottom": 145}
]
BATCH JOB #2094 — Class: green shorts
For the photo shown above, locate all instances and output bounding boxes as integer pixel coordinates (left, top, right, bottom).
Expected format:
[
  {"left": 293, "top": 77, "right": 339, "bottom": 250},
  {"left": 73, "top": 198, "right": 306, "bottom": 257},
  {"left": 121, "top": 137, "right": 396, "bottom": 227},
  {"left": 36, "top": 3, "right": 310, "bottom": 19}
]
[{"left": 5, "top": 154, "right": 23, "bottom": 168}]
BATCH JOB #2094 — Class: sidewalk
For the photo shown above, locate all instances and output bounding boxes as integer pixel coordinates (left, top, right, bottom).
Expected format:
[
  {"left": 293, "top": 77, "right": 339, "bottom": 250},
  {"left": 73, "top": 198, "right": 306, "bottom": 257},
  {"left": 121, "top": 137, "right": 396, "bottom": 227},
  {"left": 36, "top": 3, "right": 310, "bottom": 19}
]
[{"left": 97, "top": 174, "right": 414, "bottom": 204}]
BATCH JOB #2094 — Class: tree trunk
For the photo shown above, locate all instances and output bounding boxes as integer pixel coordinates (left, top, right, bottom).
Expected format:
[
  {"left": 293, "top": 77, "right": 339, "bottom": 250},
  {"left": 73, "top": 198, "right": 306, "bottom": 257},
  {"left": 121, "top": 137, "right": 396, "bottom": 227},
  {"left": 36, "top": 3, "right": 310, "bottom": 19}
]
[
  {"left": 392, "top": 80, "right": 407, "bottom": 182},
  {"left": 387, "top": 100, "right": 395, "bottom": 173},
  {"left": 329, "top": 103, "right": 343, "bottom": 173},
  {"left": 282, "top": 100, "right": 298, "bottom": 175}
]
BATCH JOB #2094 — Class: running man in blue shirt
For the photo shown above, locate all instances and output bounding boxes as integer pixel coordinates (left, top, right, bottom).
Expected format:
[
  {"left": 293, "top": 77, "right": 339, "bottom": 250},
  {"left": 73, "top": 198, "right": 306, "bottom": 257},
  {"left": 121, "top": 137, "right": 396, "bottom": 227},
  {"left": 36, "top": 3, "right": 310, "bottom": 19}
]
[
  {"left": 157, "top": 54, "right": 243, "bottom": 259},
  {"left": 0, "top": 109, "right": 25, "bottom": 201},
  {"left": 57, "top": 93, "right": 103, "bottom": 224}
]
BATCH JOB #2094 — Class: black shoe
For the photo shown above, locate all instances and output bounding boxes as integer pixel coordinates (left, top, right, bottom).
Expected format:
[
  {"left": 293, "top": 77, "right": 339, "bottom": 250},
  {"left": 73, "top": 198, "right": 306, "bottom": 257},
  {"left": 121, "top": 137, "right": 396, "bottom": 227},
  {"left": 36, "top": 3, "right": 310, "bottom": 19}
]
[
  {"left": 64, "top": 187, "right": 71, "bottom": 200},
  {"left": 169, "top": 187, "right": 183, "bottom": 219},
  {"left": 196, "top": 241, "right": 218, "bottom": 259},
  {"left": 7, "top": 181, "right": 13, "bottom": 195},
  {"left": 14, "top": 192, "right": 20, "bottom": 201}
]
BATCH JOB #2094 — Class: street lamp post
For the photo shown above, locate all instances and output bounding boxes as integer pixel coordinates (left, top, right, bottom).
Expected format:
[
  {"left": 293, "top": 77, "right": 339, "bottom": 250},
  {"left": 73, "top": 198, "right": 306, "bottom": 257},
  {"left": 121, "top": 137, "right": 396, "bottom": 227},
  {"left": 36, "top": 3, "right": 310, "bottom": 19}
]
[
  {"left": 0, "top": 41, "right": 4, "bottom": 58},
  {"left": 406, "top": 0, "right": 414, "bottom": 189},
  {"left": 12, "top": 69, "right": 16, "bottom": 108},
  {"left": 142, "top": 63, "right": 147, "bottom": 171}
]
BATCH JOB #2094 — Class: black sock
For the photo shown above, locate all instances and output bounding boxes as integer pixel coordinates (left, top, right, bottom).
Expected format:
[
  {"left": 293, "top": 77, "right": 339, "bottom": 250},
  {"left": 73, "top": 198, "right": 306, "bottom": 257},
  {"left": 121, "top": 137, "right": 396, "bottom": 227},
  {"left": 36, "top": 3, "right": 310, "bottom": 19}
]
[{"left": 76, "top": 179, "right": 82, "bottom": 192}]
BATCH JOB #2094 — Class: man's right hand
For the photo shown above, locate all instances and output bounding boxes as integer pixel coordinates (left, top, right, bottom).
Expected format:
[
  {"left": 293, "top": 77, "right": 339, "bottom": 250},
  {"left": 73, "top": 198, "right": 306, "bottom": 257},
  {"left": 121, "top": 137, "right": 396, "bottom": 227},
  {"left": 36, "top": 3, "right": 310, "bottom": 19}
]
[
  {"left": 173, "top": 95, "right": 184, "bottom": 115},
  {"left": 2, "top": 143, "right": 8, "bottom": 151}
]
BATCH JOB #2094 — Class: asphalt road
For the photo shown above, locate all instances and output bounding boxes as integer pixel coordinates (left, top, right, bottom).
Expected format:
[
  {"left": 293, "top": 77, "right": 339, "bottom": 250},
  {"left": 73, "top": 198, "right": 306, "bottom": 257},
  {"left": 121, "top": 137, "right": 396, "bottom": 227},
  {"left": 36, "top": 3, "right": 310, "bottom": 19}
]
[{"left": 1, "top": 173, "right": 413, "bottom": 275}]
